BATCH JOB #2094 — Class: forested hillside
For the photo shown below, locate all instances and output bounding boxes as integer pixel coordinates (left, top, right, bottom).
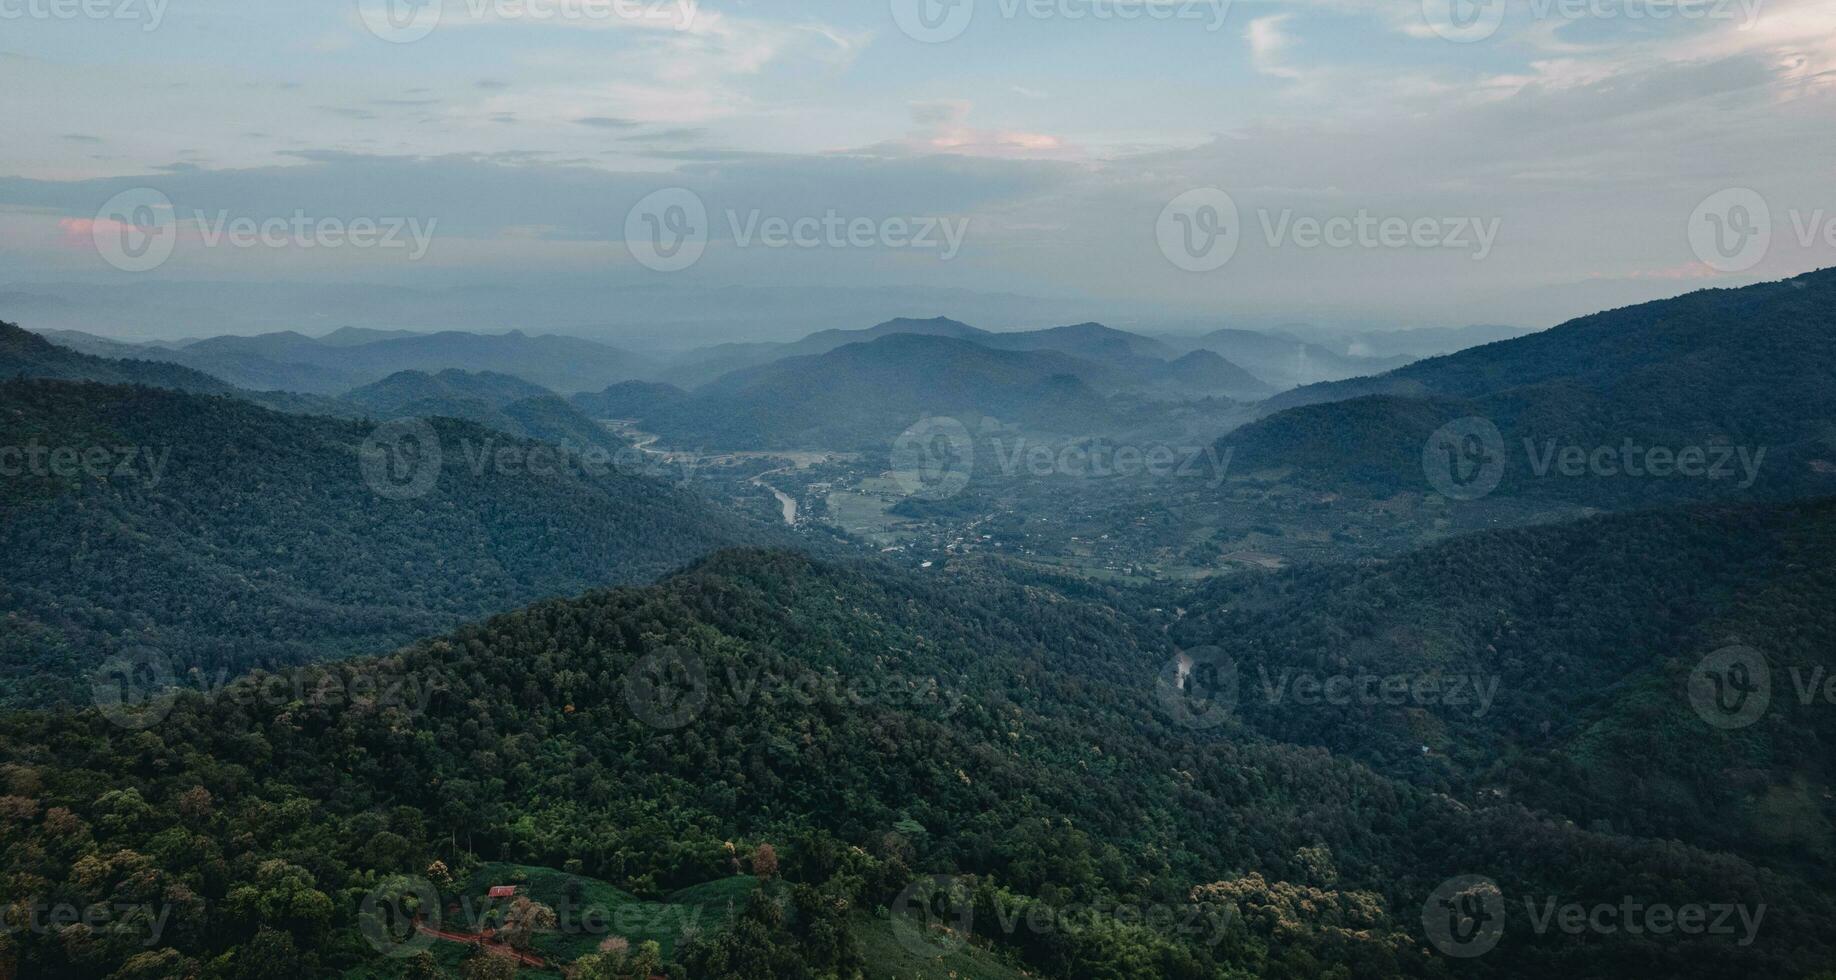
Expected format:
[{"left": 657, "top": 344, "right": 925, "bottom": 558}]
[
  {"left": 1174, "top": 498, "right": 1836, "bottom": 875},
  {"left": 0, "top": 379, "right": 776, "bottom": 708},
  {"left": 1, "top": 545, "right": 1830, "bottom": 978},
  {"left": 1218, "top": 270, "right": 1836, "bottom": 505}
]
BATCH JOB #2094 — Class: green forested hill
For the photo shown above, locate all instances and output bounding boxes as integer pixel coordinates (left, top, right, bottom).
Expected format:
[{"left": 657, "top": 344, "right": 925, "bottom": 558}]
[
  {"left": 1174, "top": 498, "right": 1836, "bottom": 875},
  {"left": 1222, "top": 270, "right": 1836, "bottom": 505},
  {"left": 1, "top": 543, "right": 1830, "bottom": 978},
  {"left": 0, "top": 379, "right": 776, "bottom": 708}
]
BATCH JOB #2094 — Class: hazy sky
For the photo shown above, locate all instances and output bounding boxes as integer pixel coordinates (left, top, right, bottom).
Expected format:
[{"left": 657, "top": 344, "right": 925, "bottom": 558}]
[{"left": 2, "top": 0, "right": 1834, "bottom": 337}]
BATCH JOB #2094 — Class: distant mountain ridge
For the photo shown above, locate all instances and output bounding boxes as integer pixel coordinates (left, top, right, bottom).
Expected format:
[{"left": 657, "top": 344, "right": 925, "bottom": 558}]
[
  {"left": 1220, "top": 269, "right": 1836, "bottom": 505},
  {"left": 22, "top": 325, "right": 653, "bottom": 395},
  {"left": 2, "top": 320, "right": 352, "bottom": 417},
  {"left": 340, "top": 368, "right": 630, "bottom": 455},
  {"left": 581, "top": 329, "right": 1269, "bottom": 449}
]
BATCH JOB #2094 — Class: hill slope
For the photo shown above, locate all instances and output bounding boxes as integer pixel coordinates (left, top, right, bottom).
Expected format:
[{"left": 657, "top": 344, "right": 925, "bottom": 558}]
[
  {"left": 1221, "top": 270, "right": 1836, "bottom": 505},
  {"left": 340, "top": 369, "right": 629, "bottom": 455},
  {"left": 1173, "top": 497, "right": 1836, "bottom": 874},
  {"left": 0, "top": 378, "right": 773, "bottom": 707},
  {"left": 0, "top": 545, "right": 1828, "bottom": 978},
  {"left": 2, "top": 320, "right": 350, "bottom": 416}
]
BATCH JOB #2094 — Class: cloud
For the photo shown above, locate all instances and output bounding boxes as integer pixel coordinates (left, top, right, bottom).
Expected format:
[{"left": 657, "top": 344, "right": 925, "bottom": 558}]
[{"left": 1246, "top": 14, "right": 1304, "bottom": 80}]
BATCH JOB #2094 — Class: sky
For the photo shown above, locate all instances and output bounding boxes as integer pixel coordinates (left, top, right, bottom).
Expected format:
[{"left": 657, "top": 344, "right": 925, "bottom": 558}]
[{"left": 2, "top": 0, "right": 1834, "bottom": 342}]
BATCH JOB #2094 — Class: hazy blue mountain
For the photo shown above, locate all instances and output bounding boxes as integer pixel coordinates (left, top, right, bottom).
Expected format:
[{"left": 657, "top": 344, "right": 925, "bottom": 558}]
[
  {"left": 655, "top": 316, "right": 987, "bottom": 388},
  {"left": 181, "top": 328, "right": 654, "bottom": 395},
  {"left": 1165, "top": 326, "right": 1411, "bottom": 390},
  {"left": 604, "top": 333, "right": 1145, "bottom": 448},
  {"left": 340, "top": 369, "right": 630, "bottom": 455},
  {"left": 3, "top": 320, "right": 352, "bottom": 417}
]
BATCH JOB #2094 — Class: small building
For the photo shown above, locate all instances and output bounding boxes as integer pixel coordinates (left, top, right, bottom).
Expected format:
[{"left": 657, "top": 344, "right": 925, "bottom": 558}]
[{"left": 487, "top": 885, "right": 518, "bottom": 899}]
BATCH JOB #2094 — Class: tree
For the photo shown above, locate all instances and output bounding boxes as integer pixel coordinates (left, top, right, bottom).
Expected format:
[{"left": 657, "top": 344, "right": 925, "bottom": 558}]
[{"left": 749, "top": 843, "right": 779, "bottom": 881}]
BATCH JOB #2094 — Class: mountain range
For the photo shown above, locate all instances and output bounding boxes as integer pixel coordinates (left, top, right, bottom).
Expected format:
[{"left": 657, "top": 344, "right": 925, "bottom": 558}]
[
  {"left": 28, "top": 327, "right": 653, "bottom": 396},
  {"left": 1218, "top": 269, "right": 1836, "bottom": 506},
  {"left": 0, "top": 377, "right": 777, "bottom": 708}
]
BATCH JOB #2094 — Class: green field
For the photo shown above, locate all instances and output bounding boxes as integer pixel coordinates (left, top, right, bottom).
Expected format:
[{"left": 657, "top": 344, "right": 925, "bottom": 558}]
[{"left": 850, "top": 915, "right": 1031, "bottom": 980}]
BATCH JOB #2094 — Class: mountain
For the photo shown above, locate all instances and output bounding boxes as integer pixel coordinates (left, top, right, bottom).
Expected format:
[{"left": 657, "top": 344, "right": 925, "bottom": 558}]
[
  {"left": 606, "top": 333, "right": 1138, "bottom": 448},
  {"left": 340, "top": 369, "right": 630, "bottom": 456},
  {"left": 1173, "top": 496, "right": 1836, "bottom": 876},
  {"left": 655, "top": 316, "right": 988, "bottom": 388},
  {"left": 1221, "top": 269, "right": 1836, "bottom": 505},
  {"left": 19, "top": 326, "right": 655, "bottom": 396},
  {"left": 571, "top": 379, "right": 692, "bottom": 420},
  {"left": 315, "top": 325, "right": 425, "bottom": 346},
  {"left": 654, "top": 318, "right": 1246, "bottom": 395},
  {"left": 1, "top": 545, "right": 1828, "bottom": 978},
  {"left": 977, "top": 321, "right": 1180, "bottom": 362},
  {"left": 1341, "top": 323, "right": 1540, "bottom": 360},
  {"left": 1170, "top": 327, "right": 1411, "bottom": 390},
  {"left": 1144, "top": 348, "right": 1275, "bottom": 400},
  {"left": 0, "top": 378, "right": 778, "bottom": 708},
  {"left": 2, "top": 320, "right": 348, "bottom": 417},
  {"left": 180, "top": 328, "right": 654, "bottom": 395}
]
